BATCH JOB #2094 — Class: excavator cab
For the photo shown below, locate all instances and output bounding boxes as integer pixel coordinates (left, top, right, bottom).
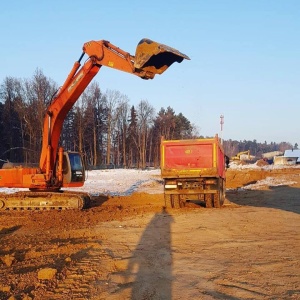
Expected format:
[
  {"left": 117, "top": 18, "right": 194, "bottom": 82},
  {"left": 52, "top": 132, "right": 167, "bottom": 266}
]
[
  {"left": 62, "top": 152, "right": 85, "bottom": 186},
  {"left": 134, "top": 38, "right": 190, "bottom": 76}
]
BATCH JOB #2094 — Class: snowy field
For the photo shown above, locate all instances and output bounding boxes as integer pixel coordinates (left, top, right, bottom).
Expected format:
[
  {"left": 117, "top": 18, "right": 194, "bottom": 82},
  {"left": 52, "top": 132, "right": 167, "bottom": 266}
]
[
  {"left": 1, "top": 163, "right": 299, "bottom": 196},
  {"left": 69, "top": 168, "right": 163, "bottom": 196},
  {"left": 0, "top": 169, "right": 163, "bottom": 196}
]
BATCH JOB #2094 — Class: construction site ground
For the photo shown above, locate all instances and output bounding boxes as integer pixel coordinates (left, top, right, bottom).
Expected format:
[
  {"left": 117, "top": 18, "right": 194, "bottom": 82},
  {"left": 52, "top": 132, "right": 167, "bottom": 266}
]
[{"left": 0, "top": 166, "right": 299, "bottom": 300}]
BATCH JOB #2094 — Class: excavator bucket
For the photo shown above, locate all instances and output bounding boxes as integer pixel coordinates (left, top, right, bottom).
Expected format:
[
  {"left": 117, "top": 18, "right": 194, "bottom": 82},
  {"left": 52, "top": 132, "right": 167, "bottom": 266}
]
[{"left": 134, "top": 38, "right": 190, "bottom": 75}]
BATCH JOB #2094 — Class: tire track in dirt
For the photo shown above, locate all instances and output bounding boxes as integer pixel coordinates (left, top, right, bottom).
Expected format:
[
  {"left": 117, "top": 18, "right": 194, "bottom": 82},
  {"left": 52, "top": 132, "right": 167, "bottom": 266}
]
[{"left": 43, "top": 247, "right": 115, "bottom": 299}]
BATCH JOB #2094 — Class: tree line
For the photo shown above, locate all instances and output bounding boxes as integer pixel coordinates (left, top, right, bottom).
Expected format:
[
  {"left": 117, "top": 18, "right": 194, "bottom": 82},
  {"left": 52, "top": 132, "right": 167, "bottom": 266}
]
[
  {"left": 0, "top": 69, "right": 196, "bottom": 169},
  {"left": 222, "top": 139, "right": 295, "bottom": 161},
  {"left": 0, "top": 69, "right": 295, "bottom": 169}
]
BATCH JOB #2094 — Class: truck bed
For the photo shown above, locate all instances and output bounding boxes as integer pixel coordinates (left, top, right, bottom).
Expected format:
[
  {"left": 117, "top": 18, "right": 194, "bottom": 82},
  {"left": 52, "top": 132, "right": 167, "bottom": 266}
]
[{"left": 161, "top": 136, "right": 225, "bottom": 179}]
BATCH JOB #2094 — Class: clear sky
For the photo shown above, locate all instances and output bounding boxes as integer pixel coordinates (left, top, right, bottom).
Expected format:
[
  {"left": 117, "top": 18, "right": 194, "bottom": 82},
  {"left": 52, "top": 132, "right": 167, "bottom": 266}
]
[{"left": 1, "top": 1, "right": 299, "bottom": 144}]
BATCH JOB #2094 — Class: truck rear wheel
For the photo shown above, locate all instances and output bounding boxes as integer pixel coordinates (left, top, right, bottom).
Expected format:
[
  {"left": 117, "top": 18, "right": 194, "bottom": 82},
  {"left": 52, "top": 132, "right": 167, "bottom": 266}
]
[
  {"left": 221, "top": 180, "right": 226, "bottom": 205},
  {"left": 219, "top": 179, "right": 226, "bottom": 207},
  {"left": 205, "top": 194, "right": 213, "bottom": 208},
  {"left": 213, "top": 192, "right": 221, "bottom": 208},
  {"left": 165, "top": 194, "right": 178, "bottom": 208},
  {"left": 165, "top": 194, "right": 184, "bottom": 208},
  {"left": 213, "top": 179, "right": 225, "bottom": 208},
  {"left": 178, "top": 195, "right": 185, "bottom": 208}
]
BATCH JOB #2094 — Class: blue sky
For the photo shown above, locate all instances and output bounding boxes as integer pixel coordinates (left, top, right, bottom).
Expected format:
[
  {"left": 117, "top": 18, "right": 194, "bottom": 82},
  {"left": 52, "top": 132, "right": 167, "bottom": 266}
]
[{"left": 1, "top": 1, "right": 299, "bottom": 144}]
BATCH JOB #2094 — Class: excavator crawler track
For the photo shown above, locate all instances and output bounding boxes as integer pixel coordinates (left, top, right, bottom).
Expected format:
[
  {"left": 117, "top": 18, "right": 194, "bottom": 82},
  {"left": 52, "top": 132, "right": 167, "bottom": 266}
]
[{"left": 0, "top": 191, "right": 91, "bottom": 211}]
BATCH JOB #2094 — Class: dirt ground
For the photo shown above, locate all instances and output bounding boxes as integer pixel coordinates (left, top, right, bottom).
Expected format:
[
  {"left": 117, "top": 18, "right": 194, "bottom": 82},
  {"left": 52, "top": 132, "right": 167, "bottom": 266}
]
[{"left": 0, "top": 167, "right": 299, "bottom": 300}]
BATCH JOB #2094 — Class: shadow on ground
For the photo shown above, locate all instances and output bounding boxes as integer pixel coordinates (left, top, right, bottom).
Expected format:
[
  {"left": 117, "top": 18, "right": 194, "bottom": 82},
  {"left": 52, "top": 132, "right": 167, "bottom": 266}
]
[
  {"left": 115, "top": 207, "right": 173, "bottom": 300},
  {"left": 226, "top": 185, "right": 300, "bottom": 214}
]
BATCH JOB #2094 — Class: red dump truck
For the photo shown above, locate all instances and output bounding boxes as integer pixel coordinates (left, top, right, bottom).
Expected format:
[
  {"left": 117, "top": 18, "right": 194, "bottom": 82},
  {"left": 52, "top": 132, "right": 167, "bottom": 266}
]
[{"left": 160, "top": 135, "right": 226, "bottom": 208}]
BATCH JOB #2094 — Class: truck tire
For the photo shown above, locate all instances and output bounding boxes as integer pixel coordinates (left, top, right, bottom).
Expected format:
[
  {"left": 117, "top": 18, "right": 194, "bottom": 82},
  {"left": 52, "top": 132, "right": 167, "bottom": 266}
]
[
  {"left": 205, "top": 194, "right": 213, "bottom": 208},
  {"left": 213, "top": 192, "right": 221, "bottom": 208},
  {"left": 165, "top": 194, "right": 183, "bottom": 208},
  {"left": 178, "top": 195, "right": 185, "bottom": 208},
  {"left": 165, "top": 194, "right": 172, "bottom": 208},
  {"left": 172, "top": 195, "right": 181, "bottom": 208},
  {"left": 213, "top": 179, "right": 225, "bottom": 208},
  {"left": 220, "top": 180, "right": 226, "bottom": 206}
]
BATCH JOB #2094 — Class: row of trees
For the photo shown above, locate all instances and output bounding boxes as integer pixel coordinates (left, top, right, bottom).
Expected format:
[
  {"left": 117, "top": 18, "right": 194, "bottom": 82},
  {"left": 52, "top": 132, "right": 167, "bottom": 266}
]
[
  {"left": 222, "top": 139, "right": 295, "bottom": 160},
  {"left": 0, "top": 70, "right": 295, "bottom": 169},
  {"left": 0, "top": 70, "right": 196, "bottom": 169}
]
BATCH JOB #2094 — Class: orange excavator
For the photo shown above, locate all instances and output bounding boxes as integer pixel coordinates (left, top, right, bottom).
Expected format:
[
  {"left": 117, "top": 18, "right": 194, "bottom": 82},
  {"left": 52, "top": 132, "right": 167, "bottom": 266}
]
[{"left": 0, "top": 38, "right": 189, "bottom": 210}]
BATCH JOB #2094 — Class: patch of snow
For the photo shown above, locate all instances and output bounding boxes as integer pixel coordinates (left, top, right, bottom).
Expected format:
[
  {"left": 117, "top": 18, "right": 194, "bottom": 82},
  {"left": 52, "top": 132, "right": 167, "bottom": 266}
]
[
  {"left": 241, "top": 177, "right": 297, "bottom": 190},
  {"left": 229, "top": 162, "right": 300, "bottom": 171},
  {"left": 70, "top": 168, "right": 163, "bottom": 196}
]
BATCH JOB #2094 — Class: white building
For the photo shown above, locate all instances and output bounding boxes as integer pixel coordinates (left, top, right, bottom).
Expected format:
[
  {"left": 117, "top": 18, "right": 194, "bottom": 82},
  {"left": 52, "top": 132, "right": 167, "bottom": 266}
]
[
  {"left": 284, "top": 149, "right": 300, "bottom": 163},
  {"left": 262, "top": 151, "right": 283, "bottom": 159},
  {"left": 273, "top": 156, "right": 298, "bottom": 165}
]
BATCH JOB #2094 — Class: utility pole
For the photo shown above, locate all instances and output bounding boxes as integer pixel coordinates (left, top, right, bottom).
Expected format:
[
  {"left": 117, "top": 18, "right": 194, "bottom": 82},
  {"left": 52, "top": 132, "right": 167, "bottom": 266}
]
[{"left": 220, "top": 115, "right": 224, "bottom": 144}]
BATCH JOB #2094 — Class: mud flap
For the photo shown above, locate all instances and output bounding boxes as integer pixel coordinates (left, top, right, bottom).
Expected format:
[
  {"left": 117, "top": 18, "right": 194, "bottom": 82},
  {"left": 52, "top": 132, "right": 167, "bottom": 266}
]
[{"left": 134, "top": 38, "right": 190, "bottom": 75}]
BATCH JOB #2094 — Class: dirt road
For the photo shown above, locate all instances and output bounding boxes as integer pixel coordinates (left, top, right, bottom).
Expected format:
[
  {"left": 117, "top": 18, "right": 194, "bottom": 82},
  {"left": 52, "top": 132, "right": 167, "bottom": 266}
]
[{"left": 0, "top": 167, "right": 299, "bottom": 299}]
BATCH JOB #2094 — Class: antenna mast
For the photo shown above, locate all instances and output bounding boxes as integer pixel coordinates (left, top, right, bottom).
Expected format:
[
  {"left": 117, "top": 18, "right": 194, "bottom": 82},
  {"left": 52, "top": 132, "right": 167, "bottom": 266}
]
[{"left": 220, "top": 115, "right": 224, "bottom": 143}]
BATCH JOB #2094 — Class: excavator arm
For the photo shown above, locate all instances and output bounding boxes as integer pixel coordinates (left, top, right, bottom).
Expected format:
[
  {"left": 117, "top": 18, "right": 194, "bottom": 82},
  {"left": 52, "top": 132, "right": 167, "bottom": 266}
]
[{"left": 40, "top": 39, "right": 190, "bottom": 174}]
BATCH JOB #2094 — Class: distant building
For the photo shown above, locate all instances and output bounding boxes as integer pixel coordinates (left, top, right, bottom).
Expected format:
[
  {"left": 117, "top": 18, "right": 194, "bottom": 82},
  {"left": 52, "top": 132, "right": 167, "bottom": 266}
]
[
  {"left": 274, "top": 156, "right": 298, "bottom": 165},
  {"left": 262, "top": 151, "right": 283, "bottom": 164},
  {"left": 262, "top": 151, "right": 283, "bottom": 159},
  {"left": 284, "top": 149, "right": 300, "bottom": 163}
]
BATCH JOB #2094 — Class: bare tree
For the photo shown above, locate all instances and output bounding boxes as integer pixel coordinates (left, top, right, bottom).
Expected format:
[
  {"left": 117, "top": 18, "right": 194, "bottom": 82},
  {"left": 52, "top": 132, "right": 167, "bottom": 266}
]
[
  {"left": 104, "top": 89, "right": 120, "bottom": 165},
  {"left": 79, "top": 82, "right": 103, "bottom": 166},
  {"left": 136, "top": 100, "right": 154, "bottom": 169},
  {"left": 115, "top": 94, "right": 130, "bottom": 167},
  {"left": 23, "top": 69, "right": 57, "bottom": 162}
]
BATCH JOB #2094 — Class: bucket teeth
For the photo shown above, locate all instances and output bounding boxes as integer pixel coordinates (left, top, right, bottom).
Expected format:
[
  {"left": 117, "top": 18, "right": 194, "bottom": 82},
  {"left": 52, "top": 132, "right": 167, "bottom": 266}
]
[{"left": 134, "top": 38, "right": 190, "bottom": 75}]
